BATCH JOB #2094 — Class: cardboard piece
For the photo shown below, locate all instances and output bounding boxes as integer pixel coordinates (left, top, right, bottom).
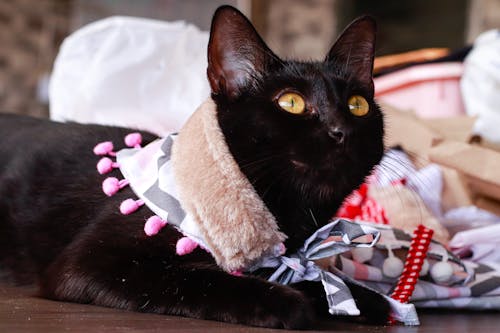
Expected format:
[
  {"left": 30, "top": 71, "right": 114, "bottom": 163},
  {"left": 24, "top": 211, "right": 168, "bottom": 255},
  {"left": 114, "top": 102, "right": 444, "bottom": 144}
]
[
  {"left": 383, "top": 104, "right": 440, "bottom": 164},
  {"left": 383, "top": 103, "right": 500, "bottom": 214},
  {"left": 429, "top": 141, "right": 500, "bottom": 202},
  {"left": 421, "top": 116, "right": 476, "bottom": 143},
  {"left": 475, "top": 196, "right": 500, "bottom": 217},
  {"left": 440, "top": 166, "right": 473, "bottom": 212},
  {"left": 369, "top": 184, "right": 450, "bottom": 243}
]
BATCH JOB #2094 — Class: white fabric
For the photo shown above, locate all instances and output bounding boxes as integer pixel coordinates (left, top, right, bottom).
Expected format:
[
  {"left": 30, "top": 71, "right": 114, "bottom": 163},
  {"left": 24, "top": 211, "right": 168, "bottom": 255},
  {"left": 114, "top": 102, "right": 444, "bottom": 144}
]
[
  {"left": 116, "top": 136, "right": 208, "bottom": 249},
  {"left": 461, "top": 29, "right": 500, "bottom": 143},
  {"left": 373, "top": 149, "right": 444, "bottom": 217},
  {"left": 449, "top": 223, "right": 500, "bottom": 263},
  {"left": 50, "top": 16, "right": 211, "bottom": 135}
]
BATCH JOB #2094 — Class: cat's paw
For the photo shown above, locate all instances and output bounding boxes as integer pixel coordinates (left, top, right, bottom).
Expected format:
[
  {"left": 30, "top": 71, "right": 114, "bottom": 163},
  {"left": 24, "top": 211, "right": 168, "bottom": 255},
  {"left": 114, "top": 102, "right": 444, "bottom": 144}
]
[
  {"left": 346, "top": 281, "right": 391, "bottom": 324},
  {"left": 249, "top": 284, "right": 315, "bottom": 329}
]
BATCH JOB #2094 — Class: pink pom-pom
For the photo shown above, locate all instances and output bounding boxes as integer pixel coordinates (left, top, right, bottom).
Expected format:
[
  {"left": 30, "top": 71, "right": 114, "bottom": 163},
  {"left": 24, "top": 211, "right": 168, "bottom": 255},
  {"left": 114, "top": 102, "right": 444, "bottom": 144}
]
[
  {"left": 176, "top": 237, "right": 198, "bottom": 255},
  {"left": 102, "top": 177, "right": 129, "bottom": 196},
  {"left": 278, "top": 243, "right": 286, "bottom": 256},
  {"left": 120, "top": 199, "right": 144, "bottom": 215},
  {"left": 97, "top": 157, "right": 119, "bottom": 174},
  {"left": 102, "top": 177, "right": 119, "bottom": 196},
  {"left": 230, "top": 270, "right": 243, "bottom": 277},
  {"left": 93, "top": 141, "right": 115, "bottom": 156},
  {"left": 124, "top": 133, "right": 142, "bottom": 148},
  {"left": 144, "top": 215, "right": 168, "bottom": 236}
]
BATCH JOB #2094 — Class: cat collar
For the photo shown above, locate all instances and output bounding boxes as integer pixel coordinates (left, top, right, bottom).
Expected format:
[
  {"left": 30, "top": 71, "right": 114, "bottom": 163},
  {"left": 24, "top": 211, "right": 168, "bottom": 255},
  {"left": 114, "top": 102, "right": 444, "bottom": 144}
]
[{"left": 94, "top": 99, "right": 286, "bottom": 273}]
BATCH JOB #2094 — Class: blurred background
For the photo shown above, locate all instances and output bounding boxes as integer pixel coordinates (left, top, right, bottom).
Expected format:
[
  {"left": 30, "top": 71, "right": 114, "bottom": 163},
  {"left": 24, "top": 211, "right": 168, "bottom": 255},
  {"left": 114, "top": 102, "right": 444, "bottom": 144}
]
[
  {"left": 0, "top": 0, "right": 498, "bottom": 118},
  {"left": 1, "top": 0, "right": 500, "bottom": 273}
]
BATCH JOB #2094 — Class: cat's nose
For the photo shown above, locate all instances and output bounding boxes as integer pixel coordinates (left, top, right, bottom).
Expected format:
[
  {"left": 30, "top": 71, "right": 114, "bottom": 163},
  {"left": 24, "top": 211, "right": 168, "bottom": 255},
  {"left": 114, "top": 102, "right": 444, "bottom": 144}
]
[{"left": 328, "top": 127, "right": 345, "bottom": 144}]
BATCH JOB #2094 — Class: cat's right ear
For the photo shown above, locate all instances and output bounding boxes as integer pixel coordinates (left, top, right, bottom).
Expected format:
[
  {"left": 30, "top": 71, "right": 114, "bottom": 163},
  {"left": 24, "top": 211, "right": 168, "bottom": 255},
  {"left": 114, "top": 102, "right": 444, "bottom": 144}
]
[
  {"left": 207, "top": 6, "right": 276, "bottom": 100},
  {"left": 325, "top": 16, "right": 377, "bottom": 91}
]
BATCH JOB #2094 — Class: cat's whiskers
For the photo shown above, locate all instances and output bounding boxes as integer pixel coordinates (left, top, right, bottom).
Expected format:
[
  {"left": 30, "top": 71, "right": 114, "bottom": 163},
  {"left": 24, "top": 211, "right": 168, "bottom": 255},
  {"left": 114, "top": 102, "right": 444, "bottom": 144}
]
[
  {"left": 370, "top": 153, "right": 435, "bottom": 225},
  {"left": 259, "top": 167, "right": 291, "bottom": 202},
  {"left": 373, "top": 164, "right": 419, "bottom": 213},
  {"left": 238, "top": 153, "right": 292, "bottom": 195},
  {"left": 380, "top": 151, "right": 435, "bottom": 196},
  {"left": 308, "top": 208, "right": 319, "bottom": 227},
  {"left": 388, "top": 150, "right": 436, "bottom": 198},
  {"left": 239, "top": 152, "right": 287, "bottom": 170},
  {"left": 247, "top": 166, "right": 281, "bottom": 188},
  {"left": 240, "top": 154, "right": 286, "bottom": 183}
]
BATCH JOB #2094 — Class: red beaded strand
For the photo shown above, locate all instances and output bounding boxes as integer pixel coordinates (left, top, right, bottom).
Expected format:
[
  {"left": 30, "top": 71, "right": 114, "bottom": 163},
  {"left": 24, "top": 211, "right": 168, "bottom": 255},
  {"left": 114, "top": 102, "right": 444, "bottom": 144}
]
[{"left": 388, "top": 224, "right": 434, "bottom": 324}]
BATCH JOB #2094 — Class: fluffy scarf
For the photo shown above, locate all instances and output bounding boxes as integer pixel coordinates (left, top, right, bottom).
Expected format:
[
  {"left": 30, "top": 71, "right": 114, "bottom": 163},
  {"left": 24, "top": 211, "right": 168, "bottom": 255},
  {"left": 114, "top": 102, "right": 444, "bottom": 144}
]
[{"left": 117, "top": 99, "right": 286, "bottom": 272}]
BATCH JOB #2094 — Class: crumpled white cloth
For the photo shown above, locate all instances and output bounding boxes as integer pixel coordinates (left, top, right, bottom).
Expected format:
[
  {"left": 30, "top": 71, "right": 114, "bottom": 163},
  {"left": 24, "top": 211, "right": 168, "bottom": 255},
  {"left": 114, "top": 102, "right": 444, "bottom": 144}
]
[
  {"left": 461, "top": 29, "right": 500, "bottom": 143},
  {"left": 374, "top": 149, "right": 500, "bottom": 239},
  {"left": 50, "top": 16, "right": 211, "bottom": 135},
  {"left": 449, "top": 223, "right": 500, "bottom": 263}
]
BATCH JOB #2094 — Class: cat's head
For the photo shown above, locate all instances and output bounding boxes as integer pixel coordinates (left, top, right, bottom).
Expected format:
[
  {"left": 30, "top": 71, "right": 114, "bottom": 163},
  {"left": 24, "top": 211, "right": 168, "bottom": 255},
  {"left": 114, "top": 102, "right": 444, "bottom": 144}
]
[{"left": 207, "top": 6, "right": 384, "bottom": 245}]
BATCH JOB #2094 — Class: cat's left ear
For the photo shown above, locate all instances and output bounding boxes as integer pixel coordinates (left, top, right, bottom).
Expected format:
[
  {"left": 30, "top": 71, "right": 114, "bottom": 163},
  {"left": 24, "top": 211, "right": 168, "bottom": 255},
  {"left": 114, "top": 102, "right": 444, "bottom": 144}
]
[
  {"left": 207, "top": 6, "right": 276, "bottom": 100},
  {"left": 325, "top": 16, "right": 377, "bottom": 90}
]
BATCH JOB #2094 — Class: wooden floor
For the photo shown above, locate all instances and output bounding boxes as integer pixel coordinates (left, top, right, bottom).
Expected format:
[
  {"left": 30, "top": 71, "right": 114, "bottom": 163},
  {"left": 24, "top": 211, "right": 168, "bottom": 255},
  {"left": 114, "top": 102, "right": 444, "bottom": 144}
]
[{"left": 1, "top": 284, "right": 499, "bottom": 333}]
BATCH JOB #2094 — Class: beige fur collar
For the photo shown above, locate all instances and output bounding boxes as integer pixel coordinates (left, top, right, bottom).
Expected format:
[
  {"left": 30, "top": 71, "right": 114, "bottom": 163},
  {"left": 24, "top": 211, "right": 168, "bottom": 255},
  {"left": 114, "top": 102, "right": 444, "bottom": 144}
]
[{"left": 171, "top": 99, "right": 286, "bottom": 272}]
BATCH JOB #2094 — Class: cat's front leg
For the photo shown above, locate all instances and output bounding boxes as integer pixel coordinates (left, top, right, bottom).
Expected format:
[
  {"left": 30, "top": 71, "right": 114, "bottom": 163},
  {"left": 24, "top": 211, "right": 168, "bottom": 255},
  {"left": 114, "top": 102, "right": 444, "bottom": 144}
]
[
  {"left": 38, "top": 229, "right": 314, "bottom": 329},
  {"left": 292, "top": 280, "right": 391, "bottom": 324},
  {"left": 147, "top": 265, "right": 316, "bottom": 329}
]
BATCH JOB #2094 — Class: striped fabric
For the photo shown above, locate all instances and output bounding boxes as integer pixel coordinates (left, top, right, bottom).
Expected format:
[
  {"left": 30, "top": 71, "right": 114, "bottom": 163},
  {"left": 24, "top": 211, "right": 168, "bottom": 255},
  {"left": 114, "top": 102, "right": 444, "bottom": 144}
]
[
  {"left": 116, "top": 135, "right": 500, "bottom": 325},
  {"left": 250, "top": 219, "right": 419, "bottom": 324},
  {"left": 116, "top": 136, "right": 419, "bottom": 325},
  {"left": 117, "top": 135, "right": 209, "bottom": 248}
]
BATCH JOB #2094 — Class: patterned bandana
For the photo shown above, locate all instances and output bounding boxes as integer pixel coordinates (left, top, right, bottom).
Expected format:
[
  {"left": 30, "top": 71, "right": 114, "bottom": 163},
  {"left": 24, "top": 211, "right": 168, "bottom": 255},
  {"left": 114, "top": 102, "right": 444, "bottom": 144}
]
[
  {"left": 114, "top": 134, "right": 419, "bottom": 325},
  {"left": 93, "top": 103, "right": 500, "bottom": 327},
  {"left": 248, "top": 218, "right": 419, "bottom": 324},
  {"left": 116, "top": 135, "right": 208, "bottom": 246}
]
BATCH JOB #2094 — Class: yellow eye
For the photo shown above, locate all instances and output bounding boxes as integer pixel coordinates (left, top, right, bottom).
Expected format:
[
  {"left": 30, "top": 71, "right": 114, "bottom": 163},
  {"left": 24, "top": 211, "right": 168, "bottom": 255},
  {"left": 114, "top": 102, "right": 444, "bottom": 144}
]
[
  {"left": 277, "top": 92, "right": 305, "bottom": 115},
  {"left": 348, "top": 95, "right": 369, "bottom": 117}
]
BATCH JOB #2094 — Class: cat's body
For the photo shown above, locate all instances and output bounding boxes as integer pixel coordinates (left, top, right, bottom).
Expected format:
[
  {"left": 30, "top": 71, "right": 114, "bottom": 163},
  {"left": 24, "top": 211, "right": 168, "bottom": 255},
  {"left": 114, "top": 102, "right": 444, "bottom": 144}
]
[{"left": 0, "top": 6, "right": 388, "bottom": 329}]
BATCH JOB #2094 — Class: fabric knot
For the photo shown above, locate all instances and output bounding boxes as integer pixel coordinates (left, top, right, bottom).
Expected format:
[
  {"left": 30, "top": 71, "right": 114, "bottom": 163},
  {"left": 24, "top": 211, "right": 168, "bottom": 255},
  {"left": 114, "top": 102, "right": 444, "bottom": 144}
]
[{"left": 250, "top": 218, "right": 418, "bottom": 324}]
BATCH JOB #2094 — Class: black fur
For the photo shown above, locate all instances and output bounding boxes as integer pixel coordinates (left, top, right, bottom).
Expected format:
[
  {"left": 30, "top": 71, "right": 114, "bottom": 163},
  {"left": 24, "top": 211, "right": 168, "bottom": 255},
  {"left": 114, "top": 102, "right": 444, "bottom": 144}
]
[{"left": 0, "top": 6, "right": 389, "bottom": 329}]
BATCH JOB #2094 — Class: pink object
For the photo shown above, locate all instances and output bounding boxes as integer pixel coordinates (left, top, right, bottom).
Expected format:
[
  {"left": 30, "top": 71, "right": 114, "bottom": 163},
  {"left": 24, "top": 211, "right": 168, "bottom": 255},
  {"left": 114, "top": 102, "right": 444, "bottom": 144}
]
[
  {"left": 144, "top": 215, "right": 168, "bottom": 236},
  {"left": 124, "top": 133, "right": 142, "bottom": 148},
  {"left": 374, "top": 62, "right": 465, "bottom": 118},
  {"left": 230, "top": 270, "right": 243, "bottom": 277},
  {"left": 93, "top": 141, "right": 116, "bottom": 156},
  {"left": 278, "top": 243, "right": 286, "bottom": 256},
  {"left": 96, "top": 157, "right": 120, "bottom": 174},
  {"left": 449, "top": 224, "right": 500, "bottom": 263},
  {"left": 176, "top": 236, "right": 199, "bottom": 255},
  {"left": 120, "top": 198, "right": 144, "bottom": 215},
  {"left": 336, "top": 183, "right": 389, "bottom": 225},
  {"left": 102, "top": 177, "right": 129, "bottom": 196}
]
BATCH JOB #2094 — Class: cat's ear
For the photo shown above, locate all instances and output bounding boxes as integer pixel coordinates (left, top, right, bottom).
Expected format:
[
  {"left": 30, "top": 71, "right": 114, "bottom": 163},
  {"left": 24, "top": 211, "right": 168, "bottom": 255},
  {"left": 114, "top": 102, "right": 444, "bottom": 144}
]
[
  {"left": 325, "top": 16, "right": 377, "bottom": 90},
  {"left": 207, "top": 5, "right": 276, "bottom": 100}
]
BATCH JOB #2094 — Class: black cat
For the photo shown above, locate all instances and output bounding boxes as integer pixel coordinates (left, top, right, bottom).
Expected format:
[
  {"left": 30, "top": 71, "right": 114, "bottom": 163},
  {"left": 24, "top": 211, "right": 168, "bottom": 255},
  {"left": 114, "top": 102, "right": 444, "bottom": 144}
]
[{"left": 0, "top": 6, "right": 387, "bottom": 329}]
